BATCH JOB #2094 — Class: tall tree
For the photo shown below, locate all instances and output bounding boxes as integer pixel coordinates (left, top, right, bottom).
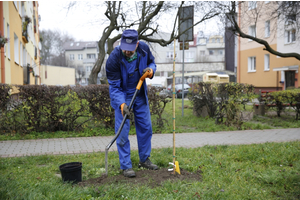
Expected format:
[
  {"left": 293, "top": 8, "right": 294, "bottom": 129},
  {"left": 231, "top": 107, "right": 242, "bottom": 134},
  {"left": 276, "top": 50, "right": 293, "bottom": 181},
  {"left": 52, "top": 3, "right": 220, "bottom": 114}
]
[
  {"left": 65, "top": 1, "right": 222, "bottom": 84},
  {"left": 40, "top": 29, "right": 75, "bottom": 66}
]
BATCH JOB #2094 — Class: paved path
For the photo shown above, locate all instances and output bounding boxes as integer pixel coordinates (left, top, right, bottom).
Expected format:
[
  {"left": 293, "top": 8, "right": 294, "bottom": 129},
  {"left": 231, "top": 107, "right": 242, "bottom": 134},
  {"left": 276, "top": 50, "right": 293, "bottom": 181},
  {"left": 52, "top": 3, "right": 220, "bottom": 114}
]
[{"left": 0, "top": 128, "right": 299, "bottom": 158}]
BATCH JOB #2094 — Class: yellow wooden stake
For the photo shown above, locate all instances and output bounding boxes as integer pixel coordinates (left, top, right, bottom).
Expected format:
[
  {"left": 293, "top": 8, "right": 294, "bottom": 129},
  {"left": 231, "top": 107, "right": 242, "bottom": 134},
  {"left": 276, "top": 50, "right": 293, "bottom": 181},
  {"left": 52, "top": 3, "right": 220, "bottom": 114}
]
[
  {"left": 175, "top": 161, "right": 180, "bottom": 174},
  {"left": 172, "top": 39, "right": 176, "bottom": 174}
]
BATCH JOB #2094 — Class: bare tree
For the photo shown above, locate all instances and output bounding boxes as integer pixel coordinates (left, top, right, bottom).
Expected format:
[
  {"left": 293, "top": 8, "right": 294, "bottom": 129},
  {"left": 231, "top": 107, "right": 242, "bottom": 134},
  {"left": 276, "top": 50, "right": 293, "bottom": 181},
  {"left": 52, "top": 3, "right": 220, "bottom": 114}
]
[
  {"left": 65, "top": 1, "right": 222, "bottom": 84},
  {"left": 40, "top": 29, "right": 75, "bottom": 66},
  {"left": 224, "top": 1, "right": 300, "bottom": 61}
]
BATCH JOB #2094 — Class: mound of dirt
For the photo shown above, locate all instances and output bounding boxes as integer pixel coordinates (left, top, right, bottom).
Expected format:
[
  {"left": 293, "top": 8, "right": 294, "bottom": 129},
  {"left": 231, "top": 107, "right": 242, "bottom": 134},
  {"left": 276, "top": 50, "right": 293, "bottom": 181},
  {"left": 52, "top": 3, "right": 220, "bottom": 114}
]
[{"left": 78, "top": 168, "right": 202, "bottom": 188}]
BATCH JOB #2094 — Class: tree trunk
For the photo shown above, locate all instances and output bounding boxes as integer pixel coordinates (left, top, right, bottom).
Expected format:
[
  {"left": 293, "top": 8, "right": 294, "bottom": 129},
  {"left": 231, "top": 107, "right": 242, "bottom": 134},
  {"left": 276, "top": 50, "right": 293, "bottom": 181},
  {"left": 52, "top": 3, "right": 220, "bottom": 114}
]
[{"left": 88, "top": 38, "right": 107, "bottom": 84}]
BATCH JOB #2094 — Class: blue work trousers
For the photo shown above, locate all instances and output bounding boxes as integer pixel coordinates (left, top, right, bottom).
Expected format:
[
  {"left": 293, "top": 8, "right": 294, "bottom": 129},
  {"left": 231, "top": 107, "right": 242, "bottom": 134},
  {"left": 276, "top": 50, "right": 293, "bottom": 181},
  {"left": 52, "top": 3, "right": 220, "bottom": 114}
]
[{"left": 115, "top": 95, "right": 152, "bottom": 170}]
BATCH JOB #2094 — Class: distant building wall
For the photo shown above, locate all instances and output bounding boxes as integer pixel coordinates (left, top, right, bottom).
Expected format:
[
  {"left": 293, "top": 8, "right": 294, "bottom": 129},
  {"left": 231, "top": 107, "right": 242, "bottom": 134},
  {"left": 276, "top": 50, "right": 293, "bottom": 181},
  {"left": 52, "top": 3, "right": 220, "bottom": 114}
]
[
  {"left": 40, "top": 65, "right": 75, "bottom": 85},
  {"left": 156, "top": 62, "right": 224, "bottom": 72},
  {"left": 238, "top": 1, "right": 299, "bottom": 91}
]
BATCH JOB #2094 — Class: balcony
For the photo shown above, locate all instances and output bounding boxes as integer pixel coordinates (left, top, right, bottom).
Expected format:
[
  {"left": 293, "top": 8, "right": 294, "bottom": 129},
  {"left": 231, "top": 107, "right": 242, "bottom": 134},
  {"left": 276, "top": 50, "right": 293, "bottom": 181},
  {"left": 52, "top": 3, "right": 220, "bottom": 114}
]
[
  {"left": 34, "top": 47, "right": 37, "bottom": 59},
  {"left": 206, "top": 42, "right": 225, "bottom": 49},
  {"left": 83, "top": 58, "right": 96, "bottom": 64},
  {"left": 22, "top": 25, "right": 28, "bottom": 43},
  {"left": 22, "top": 16, "right": 31, "bottom": 43}
]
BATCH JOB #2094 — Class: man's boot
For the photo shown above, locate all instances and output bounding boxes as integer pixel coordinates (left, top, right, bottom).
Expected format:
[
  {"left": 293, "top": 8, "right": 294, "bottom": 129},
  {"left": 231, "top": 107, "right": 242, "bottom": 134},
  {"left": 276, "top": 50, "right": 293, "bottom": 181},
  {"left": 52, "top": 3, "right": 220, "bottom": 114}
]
[
  {"left": 138, "top": 158, "right": 159, "bottom": 170},
  {"left": 123, "top": 168, "right": 136, "bottom": 178}
]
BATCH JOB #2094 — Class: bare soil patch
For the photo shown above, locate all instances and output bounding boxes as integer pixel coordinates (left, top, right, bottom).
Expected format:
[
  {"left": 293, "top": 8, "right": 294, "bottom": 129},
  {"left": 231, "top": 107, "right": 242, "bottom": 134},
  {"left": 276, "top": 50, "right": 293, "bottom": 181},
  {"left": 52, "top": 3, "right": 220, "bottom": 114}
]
[{"left": 78, "top": 168, "right": 202, "bottom": 188}]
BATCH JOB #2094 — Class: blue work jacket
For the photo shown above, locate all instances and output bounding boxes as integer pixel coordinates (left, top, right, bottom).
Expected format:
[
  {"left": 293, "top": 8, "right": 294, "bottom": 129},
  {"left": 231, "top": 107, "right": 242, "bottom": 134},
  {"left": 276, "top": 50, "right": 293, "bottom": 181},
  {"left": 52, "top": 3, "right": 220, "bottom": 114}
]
[{"left": 106, "top": 41, "right": 157, "bottom": 110}]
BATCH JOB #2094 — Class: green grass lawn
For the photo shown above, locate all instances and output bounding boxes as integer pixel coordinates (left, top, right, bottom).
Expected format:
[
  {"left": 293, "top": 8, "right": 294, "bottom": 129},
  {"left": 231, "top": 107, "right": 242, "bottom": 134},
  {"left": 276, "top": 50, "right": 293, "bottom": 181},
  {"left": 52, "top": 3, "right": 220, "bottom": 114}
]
[
  {"left": 0, "top": 99, "right": 299, "bottom": 141},
  {"left": 1, "top": 141, "right": 299, "bottom": 199}
]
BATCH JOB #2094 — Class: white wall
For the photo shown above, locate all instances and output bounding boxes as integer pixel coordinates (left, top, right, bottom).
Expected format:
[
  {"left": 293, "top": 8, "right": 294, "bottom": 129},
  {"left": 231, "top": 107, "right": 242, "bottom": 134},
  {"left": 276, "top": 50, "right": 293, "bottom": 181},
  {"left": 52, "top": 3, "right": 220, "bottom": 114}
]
[{"left": 40, "top": 65, "right": 75, "bottom": 86}]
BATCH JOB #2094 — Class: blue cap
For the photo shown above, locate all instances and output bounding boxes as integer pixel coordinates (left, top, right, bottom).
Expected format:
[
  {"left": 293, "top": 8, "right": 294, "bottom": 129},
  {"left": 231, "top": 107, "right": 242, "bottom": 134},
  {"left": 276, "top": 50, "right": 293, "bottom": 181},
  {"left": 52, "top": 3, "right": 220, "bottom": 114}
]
[{"left": 120, "top": 29, "right": 138, "bottom": 51}]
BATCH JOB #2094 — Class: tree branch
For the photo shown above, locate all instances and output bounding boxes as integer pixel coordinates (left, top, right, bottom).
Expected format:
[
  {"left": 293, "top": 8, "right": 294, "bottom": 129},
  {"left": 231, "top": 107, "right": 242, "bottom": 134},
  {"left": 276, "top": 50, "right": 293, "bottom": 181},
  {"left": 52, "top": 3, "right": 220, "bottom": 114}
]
[{"left": 230, "top": 1, "right": 300, "bottom": 61}]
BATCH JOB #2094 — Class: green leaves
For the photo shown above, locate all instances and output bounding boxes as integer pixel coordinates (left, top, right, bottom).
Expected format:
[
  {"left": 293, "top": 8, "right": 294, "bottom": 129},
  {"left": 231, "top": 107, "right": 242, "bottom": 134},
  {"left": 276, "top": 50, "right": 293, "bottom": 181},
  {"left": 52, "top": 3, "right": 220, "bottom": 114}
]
[
  {"left": 260, "top": 89, "right": 300, "bottom": 119},
  {"left": 190, "top": 82, "right": 256, "bottom": 129}
]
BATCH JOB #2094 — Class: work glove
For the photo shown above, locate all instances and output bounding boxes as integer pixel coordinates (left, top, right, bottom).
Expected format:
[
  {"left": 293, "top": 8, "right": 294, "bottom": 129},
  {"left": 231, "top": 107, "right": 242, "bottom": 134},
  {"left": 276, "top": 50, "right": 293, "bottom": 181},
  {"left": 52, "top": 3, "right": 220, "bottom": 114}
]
[
  {"left": 143, "top": 67, "right": 153, "bottom": 79},
  {"left": 120, "top": 103, "right": 131, "bottom": 117}
]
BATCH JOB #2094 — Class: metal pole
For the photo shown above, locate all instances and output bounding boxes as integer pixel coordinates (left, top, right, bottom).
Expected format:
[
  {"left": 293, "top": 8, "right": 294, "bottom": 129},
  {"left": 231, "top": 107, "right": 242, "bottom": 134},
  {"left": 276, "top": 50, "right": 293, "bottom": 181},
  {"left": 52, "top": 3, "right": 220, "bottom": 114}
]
[{"left": 182, "top": 37, "right": 185, "bottom": 116}]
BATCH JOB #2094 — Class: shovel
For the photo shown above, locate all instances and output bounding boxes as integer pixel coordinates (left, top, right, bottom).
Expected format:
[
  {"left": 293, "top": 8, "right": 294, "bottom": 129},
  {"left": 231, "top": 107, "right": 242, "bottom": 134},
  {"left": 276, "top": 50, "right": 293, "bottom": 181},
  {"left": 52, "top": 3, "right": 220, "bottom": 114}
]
[{"left": 105, "top": 70, "right": 151, "bottom": 175}]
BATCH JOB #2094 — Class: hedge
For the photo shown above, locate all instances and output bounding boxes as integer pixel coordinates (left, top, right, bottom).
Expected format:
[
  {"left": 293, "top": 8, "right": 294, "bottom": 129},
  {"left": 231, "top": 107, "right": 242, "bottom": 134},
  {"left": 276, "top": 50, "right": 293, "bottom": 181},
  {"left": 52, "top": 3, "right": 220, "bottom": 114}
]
[{"left": 0, "top": 84, "right": 170, "bottom": 134}]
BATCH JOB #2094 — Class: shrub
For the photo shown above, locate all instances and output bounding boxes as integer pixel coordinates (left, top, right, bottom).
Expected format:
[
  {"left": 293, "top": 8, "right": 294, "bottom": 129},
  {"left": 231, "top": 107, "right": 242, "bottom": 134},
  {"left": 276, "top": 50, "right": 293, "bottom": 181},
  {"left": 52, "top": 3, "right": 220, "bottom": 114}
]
[
  {"left": 188, "top": 82, "right": 218, "bottom": 118},
  {"left": 263, "top": 89, "right": 300, "bottom": 119},
  {"left": 17, "top": 85, "right": 91, "bottom": 132},
  {"left": 190, "top": 82, "right": 256, "bottom": 129},
  {"left": 214, "top": 83, "right": 255, "bottom": 128},
  {"left": 148, "top": 86, "right": 171, "bottom": 128},
  {"left": 74, "top": 85, "right": 114, "bottom": 128},
  {"left": 0, "top": 84, "right": 172, "bottom": 134}
]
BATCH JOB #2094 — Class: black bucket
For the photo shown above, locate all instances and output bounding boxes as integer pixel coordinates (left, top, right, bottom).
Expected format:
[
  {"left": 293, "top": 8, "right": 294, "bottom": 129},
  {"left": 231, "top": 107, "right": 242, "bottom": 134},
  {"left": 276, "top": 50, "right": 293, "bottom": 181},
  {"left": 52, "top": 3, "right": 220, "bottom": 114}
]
[{"left": 59, "top": 162, "right": 82, "bottom": 184}]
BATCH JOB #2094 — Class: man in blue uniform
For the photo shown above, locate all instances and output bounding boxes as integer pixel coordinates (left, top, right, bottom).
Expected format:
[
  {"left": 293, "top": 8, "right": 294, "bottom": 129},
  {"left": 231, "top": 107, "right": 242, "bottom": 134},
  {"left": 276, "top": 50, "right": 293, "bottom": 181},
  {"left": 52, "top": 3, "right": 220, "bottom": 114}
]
[{"left": 106, "top": 29, "right": 159, "bottom": 178}]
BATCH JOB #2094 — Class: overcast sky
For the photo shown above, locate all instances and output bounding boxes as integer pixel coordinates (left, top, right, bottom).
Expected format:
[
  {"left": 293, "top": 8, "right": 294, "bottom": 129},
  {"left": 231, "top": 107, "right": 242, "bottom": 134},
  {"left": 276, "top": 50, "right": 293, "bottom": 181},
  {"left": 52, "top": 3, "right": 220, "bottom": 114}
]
[
  {"left": 39, "top": 1, "right": 107, "bottom": 41},
  {"left": 38, "top": 1, "right": 223, "bottom": 42}
]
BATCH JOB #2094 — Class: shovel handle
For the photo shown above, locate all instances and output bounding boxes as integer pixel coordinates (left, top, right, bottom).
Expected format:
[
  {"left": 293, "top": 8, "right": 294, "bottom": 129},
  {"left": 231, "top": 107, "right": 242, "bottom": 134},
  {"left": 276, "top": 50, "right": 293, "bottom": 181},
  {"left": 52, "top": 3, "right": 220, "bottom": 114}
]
[{"left": 136, "top": 70, "right": 150, "bottom": 90}]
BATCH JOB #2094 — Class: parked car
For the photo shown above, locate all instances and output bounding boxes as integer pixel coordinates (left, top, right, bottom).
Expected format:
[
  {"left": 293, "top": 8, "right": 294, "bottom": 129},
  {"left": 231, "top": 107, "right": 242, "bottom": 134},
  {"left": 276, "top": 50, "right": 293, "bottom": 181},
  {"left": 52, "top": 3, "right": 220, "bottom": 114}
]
[
  {"left": 167, "top": 84, "right": 191, "bottom": 98},
  {"left": 159, "top": 89, "right": 170, "bottom": 97},
  {"left": 167, "top": 84, "right": 172, "bottom": 95},
  {"left": 174, "top": 84, "right": 191, "bottom": 98}
]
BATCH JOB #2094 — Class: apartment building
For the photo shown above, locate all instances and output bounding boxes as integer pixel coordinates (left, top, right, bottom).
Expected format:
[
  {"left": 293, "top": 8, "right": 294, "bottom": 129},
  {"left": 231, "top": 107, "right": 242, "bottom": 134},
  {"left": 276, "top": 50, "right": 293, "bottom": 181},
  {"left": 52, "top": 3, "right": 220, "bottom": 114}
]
[
  {"left": 0, "top": 1, "right": 41, "bottom": 94},
  {"left": 63, "top": 41, "right": 104, "bottom": 85},
  {"left": 238, "top": 1, "right": 299, "bottom": 91},
  {"left": 145, "top": 31, "right": 227, "bottom": 86}
]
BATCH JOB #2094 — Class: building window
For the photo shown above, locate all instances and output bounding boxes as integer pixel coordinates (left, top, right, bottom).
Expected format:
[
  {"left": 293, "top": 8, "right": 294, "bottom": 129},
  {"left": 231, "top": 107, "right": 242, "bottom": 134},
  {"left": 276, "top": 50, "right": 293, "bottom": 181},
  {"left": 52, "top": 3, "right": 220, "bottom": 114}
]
[
  {"left": 285, "top": 29, "right": 296, "bottom": 43},
  {"left": 23, "top": 45, "right": 26, "bottom": 67},
  {"left": 217, "top": 38, "right": 220, "bottom": 43},
  {"left": 209, "top": 50, "right": 214, "bottom": 55},
  {"left": 265, "top": 21, "right": 270, "bottom": 38},
  {"left": 13, "top": 1, "right": 17, "bottom": 9},
  {"left": 20, "top": 42, "right": 23, "bottom": 67},
  {"left": 86, "top": 66, "right": 92, "bottom": 72},
  {"left": 200, "top": 50, "right": 205, "bottom": 55},
  {"left": 18, "top": 1, "right": 21, "bottom": 16},
  {"left": 212, "top": 39, "right": 215, "bottom": 43},
  {"left": 69, "top": 54, "right": 74, "bottom": 60},
  {"left": 219, "top": 50, "right": 223, "bottom": 55},
  {"left": 248, "top": 1, "right": 257, "bottom": 10},
  {"left": 249, "top": 25, "right": 256, "bottom": 38},
  {"left": 264, "top": 54, "right": 270, "bottom": 71},
  {"left": 78, "top": 54, "right": 83, "bottom": 60},
  {"left": 184, "top": 51, "right": 195, "bottom": 62},
  {"left": 167, "top": 51, "right": 175, "bottom": 58},
  {"left": 14, "top": 33, "right": 19, "bottom": 64},
  {"left": 87, "top": 54, "right": 96, "bottom": 59},
  {"left": 160, "top": 71, "right": 166, "bottom": 77},
  {"left": 7, "top": 23, "right": 10, "bottom": 59},
  {"left": 248, "top": 56, "right": 256, "bottom": 72}
]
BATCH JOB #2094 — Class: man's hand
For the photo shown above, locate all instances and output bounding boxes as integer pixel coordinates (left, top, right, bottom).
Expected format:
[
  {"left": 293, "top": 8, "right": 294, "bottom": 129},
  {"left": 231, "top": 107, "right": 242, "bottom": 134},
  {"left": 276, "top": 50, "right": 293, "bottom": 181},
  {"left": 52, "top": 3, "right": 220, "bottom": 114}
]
[
  {"left": 142, "top": 67, "right": 153, "bottom": 79},
  {"left": 120, "top": 103, "right": 131, "bottom": 117}
]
